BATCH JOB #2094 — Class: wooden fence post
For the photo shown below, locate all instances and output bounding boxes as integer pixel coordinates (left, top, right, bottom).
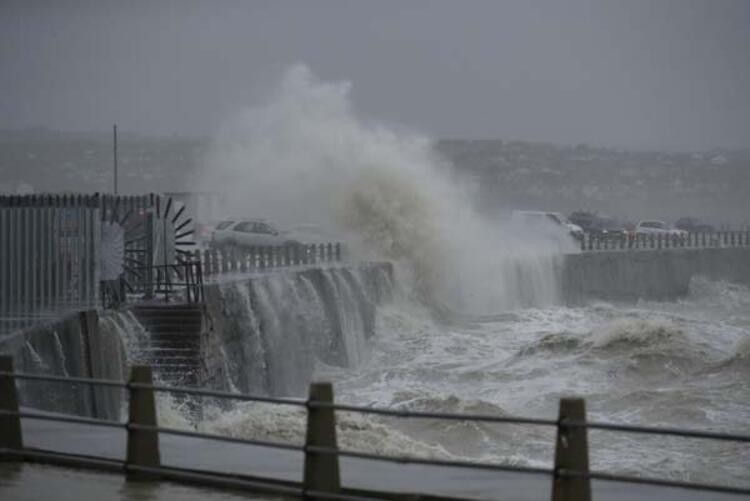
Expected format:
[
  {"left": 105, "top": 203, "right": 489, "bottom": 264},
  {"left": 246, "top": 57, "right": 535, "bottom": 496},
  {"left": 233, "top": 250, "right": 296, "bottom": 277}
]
[
  {"left": 126, "top": 365, "right": 160, "bottom": 478},
  {"left": 0, "top": 355, "right": 23, "bottom": 451},
  {"left": 551, "top": 398, "right": 590, "bottom": 501},
  {"left": 304, "top": 382, "right": 340, "bottom": 497}
]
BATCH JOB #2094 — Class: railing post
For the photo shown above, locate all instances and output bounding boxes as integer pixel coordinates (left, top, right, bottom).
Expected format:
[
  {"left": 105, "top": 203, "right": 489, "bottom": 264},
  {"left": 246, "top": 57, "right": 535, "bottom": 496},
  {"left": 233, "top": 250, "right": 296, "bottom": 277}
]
[
  {"left": 552, "top": 398, "right": 590, "bottom": 501},
  {"left": 126, "top": 365, "right": 160, "bottom": 478},
  {"left": 304, "top": 382, "right": 340, "bottom": 497},
  {"left": 0, "top": 355, "right": 23, "bottom": 451}
]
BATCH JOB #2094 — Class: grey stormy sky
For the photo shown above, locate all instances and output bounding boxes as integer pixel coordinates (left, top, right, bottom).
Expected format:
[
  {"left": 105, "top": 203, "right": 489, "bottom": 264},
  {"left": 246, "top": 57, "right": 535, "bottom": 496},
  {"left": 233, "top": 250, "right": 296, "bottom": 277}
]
[{"left": 1, "top": 0, "right": 748, "bottom": 151}]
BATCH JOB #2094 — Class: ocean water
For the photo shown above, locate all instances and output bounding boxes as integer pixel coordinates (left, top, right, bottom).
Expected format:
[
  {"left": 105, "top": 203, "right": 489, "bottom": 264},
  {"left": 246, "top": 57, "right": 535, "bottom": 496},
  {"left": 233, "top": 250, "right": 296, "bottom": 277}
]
[{"left": 167, "top": 275, "right": 749, "bottom": 490}]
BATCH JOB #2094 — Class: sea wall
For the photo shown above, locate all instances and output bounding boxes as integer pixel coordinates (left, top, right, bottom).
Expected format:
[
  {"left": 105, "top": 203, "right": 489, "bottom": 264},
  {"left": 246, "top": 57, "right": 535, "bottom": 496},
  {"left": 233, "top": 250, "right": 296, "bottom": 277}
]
[
  {"left": 0, "top": 309, "right": 133, "bottom": 419},
  {"left": 562, "top": 247, "right": 750, "bottom": 303},
  {"left": 200, "top": 262, "right": 393, "bottom": 397}
]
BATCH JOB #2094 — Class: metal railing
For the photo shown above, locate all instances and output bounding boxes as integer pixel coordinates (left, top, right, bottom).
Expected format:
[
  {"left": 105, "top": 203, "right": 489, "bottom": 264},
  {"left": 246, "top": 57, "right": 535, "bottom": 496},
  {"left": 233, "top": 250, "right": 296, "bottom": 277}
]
[
  {"left": 579, "top": 230, "right": 750, "bottom": 252},
  {"left": 197, "top": 243, "right": 343, "bottom": 277},
  {"left": 1, "top": 355, "right": 749, "bottom": 500},
  {"left": 0, "top": 193, "right": 190, "bottom": 329}
]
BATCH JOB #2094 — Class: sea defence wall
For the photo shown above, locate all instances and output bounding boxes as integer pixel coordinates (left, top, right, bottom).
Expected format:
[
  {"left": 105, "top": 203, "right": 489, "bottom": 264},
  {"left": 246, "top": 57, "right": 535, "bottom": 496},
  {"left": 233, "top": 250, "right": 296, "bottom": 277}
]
[
  {"left": 0, "top": 262, "right": 394, "bottom": 417},
  {"left": 562, "top": 247, "right": 750, "bottom": 303},
  {"left": 199, "top": 262, "right": 393, "bottom": 397},
  {"left": 0, "top": 309, "right": 132, "bottom": 420}
]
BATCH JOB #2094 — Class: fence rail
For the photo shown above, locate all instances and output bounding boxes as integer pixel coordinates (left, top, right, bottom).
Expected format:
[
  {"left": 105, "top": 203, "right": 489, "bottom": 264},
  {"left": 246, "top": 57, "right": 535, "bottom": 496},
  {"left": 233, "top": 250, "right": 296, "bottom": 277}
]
[
  {"left": 196, "top": 243, "right": 343, "bottom": 277},
  {"left": 0, "top": 196, "right": 101, "bottom": 335},
  {"left": 579, "top": 230, "right": 750, "bottom": 252},
  {"left": 1, "top": 356, "right": 748, "bottom": 500},
  {"left": 0, "top": 193, "right": 182, "bottom": 331}
]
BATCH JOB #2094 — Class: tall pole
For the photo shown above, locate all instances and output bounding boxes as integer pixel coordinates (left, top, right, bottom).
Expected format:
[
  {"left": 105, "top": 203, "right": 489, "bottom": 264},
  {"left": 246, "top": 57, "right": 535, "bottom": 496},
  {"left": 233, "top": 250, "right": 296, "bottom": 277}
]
[{"left": 113, "top": 124, "right": 118, "bottom": 195}]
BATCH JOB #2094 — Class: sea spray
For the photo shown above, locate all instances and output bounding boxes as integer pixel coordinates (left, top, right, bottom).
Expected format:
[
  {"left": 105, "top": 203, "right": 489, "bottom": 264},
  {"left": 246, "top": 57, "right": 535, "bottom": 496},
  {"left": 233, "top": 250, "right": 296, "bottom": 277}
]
[{"left": 199, "top": 64, "right": 567, "bottom": 315}]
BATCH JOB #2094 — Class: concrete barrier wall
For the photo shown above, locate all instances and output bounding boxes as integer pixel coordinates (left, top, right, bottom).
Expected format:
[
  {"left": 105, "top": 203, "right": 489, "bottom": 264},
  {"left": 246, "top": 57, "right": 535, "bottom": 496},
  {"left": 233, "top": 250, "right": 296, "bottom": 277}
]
[
  {"left": 0, "top": 310, "right": 128, "bottom": 419},
  {"left": 563, "top": 247, "right": 750, "bottom": 303},
  {"left": 199, "top": 262, "right": 393, "bottom": 396}
]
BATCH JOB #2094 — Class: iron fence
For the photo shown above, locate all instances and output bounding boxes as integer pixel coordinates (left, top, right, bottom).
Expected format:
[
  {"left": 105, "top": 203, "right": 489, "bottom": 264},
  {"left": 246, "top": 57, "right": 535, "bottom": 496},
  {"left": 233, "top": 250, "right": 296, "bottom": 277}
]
[
  {"left": 0, "top": 195, "right": 101, "bottom": 335},
  {"left": 579, "top": 230, "right": 750, "bottom": 252},
  {"left": 1, "top": 355, "right": 748, "bottom": 500},
  {"left": 197, "top": 243, "right": 343, "bottom": 277},
  {"left": 0, "top": 193, "right": 194, "bottom": 330}
]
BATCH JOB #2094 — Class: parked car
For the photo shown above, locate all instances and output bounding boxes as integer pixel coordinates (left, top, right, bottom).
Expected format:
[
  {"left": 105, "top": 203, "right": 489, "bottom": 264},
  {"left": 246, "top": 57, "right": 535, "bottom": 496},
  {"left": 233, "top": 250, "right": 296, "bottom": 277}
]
[
  {"left": 511, "top": 210, "right": 584, "bottom": 243},
  {"left": 675, "top": 217, "right": 715, "bottom": 233},
  {"left": 211, "top": 219, "right": 301, "bottom": 249},
  {"left": 634, "top": 220, "right": 688, "bottom": 237},
  {"left": 589, "top": 217, "right": 627, "bottom": 237},
  {"left": 569, "top": 211, "right": 627, "bottom": 237},
  {"left": 568, "top": 211, "right": 598, "bottom": 232}
]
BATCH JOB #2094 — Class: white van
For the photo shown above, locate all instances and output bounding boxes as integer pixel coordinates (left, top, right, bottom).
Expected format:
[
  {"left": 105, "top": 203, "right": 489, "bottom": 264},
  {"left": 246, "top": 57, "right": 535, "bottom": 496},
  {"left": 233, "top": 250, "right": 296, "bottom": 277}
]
[{"left": 511, "top": 211, "right": 584, "bottom": 239}]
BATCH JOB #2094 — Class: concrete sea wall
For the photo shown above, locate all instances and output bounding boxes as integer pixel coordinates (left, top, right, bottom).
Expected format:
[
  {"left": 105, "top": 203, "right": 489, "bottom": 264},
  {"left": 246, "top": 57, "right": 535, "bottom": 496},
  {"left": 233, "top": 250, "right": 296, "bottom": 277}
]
[
  {"left": 199, "top": 262, "right": 393, "bottom": 397},
  {"left": 0, "top": 310, "right": 132, "bottom": 419},
  {"left": 562, "top": 247, "right": 750, "bottom": 303}
]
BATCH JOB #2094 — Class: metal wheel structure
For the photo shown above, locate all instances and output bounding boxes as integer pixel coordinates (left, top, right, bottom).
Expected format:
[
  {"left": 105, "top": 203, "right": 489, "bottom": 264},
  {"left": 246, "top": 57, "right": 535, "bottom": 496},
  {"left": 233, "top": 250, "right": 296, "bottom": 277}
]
[{"left": 99, "top": 194, "right": 196, "bottom": 306}]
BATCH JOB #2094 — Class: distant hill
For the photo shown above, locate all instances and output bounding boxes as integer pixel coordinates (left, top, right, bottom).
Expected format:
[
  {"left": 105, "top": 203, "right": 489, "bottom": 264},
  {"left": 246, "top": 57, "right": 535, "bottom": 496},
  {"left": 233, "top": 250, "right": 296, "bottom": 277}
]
[
  {"left": 0, "top": 130, "right": 746, "bottom": 226},
  {"left": 436, "top": 139, "right": 749, "bottom": 226}
]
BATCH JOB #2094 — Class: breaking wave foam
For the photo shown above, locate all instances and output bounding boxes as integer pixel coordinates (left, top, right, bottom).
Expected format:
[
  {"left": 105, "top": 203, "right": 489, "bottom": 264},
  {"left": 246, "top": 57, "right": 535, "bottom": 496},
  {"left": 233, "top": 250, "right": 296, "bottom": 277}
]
[
  {"left": 592, "top": 318, "right": 684, "bottom": 349},
  {"left": 200, "top": 401, "right": 450, "bottom": 458}
]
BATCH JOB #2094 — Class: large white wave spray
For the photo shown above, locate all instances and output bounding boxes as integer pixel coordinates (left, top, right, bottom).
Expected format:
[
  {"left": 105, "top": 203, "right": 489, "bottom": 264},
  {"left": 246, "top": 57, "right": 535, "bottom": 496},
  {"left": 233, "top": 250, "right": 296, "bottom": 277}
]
[{"left": 200, "top": 65, "right": 568, "bottom": 314}]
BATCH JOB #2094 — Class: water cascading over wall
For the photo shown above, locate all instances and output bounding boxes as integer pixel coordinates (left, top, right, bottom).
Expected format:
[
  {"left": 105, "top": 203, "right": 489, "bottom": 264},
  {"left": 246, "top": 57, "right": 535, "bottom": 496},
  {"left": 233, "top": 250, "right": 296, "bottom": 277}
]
[
  {"left": 0, "top": 309, "right": 143, "bottom": 419},
  {"left": 200, "top": 263, "right": 393, "bottom": 397}
]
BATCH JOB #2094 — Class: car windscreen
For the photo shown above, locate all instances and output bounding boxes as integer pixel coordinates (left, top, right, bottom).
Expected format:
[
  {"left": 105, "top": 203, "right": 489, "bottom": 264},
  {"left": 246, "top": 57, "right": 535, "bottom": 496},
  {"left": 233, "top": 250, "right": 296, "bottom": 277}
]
[{"left": 216, "top": 221, "right": 235, "bottom": 230}]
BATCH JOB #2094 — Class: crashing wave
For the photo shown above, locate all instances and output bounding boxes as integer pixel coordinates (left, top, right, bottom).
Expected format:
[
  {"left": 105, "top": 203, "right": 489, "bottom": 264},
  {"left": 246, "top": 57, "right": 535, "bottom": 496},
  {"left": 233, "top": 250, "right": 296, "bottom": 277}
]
[{"left": 592, "top": 318, "right": 683, "bottom": 350}]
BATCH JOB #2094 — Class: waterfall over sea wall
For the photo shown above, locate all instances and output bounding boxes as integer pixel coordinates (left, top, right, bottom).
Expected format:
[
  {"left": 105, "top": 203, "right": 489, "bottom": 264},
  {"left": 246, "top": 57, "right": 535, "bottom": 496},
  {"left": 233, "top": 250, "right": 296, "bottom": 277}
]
[
  {"left": 201, "top": 263, "right": 393, "bottom": 397},
  {"left": 0, "top": 310, "right": 141, "bottom": 419}
]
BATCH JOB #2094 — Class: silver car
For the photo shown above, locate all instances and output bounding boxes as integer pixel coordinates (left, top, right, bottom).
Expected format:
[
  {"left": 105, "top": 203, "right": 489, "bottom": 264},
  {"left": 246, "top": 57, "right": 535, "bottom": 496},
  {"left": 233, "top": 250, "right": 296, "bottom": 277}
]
[
  {"left": 211, "top": 219, "right": 301, "bottom": 249},
  {"left": 634, "top": 220, "right": 688, "bottom": 237}
]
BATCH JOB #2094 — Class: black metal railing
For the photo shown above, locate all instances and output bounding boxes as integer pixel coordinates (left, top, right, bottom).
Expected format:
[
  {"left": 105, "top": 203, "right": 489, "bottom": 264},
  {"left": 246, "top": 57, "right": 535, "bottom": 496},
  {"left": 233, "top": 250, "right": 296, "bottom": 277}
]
[
  {"left": 1, "top": 355, "right": 748, "bottom": 500},
  {"left": 127, "top": 261, "right": 204, "bottom": 303},
  {"left": 100, "top": 261, "right": 204, "bottom": 308},
  {"left": 579, "top": 230, "right": 750, "bottom": 252}
]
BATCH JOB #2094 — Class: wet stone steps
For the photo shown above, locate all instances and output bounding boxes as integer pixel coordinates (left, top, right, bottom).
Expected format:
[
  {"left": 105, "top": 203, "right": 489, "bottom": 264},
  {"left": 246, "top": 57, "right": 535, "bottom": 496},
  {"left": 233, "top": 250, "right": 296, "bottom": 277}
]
[{"left": 132, "top": 304, "right": 204, "bottom": 387}]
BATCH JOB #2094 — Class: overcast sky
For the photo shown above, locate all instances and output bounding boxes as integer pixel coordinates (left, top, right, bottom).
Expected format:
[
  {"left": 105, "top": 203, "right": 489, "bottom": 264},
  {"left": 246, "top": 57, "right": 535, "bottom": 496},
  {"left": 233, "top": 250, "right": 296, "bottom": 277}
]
[{"left": 1, "top": 0, "right": 748, "bottom": 151}]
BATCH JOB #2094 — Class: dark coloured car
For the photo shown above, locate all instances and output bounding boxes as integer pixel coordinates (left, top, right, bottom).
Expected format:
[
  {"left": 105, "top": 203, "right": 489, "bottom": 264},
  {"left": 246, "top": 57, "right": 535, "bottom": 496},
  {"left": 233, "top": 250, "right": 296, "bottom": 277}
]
[
  {"left": 675, "top": 217, "right": 715, "bottom": 233},
  {"left": 588, "top": 216, "right": 627, "bottom": 237},
  {"left": 569, "top": 211, "right": 598, "bottom": 232},
  {"left": 569, "top": 211, "right": 626, "bottom": 237}
]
